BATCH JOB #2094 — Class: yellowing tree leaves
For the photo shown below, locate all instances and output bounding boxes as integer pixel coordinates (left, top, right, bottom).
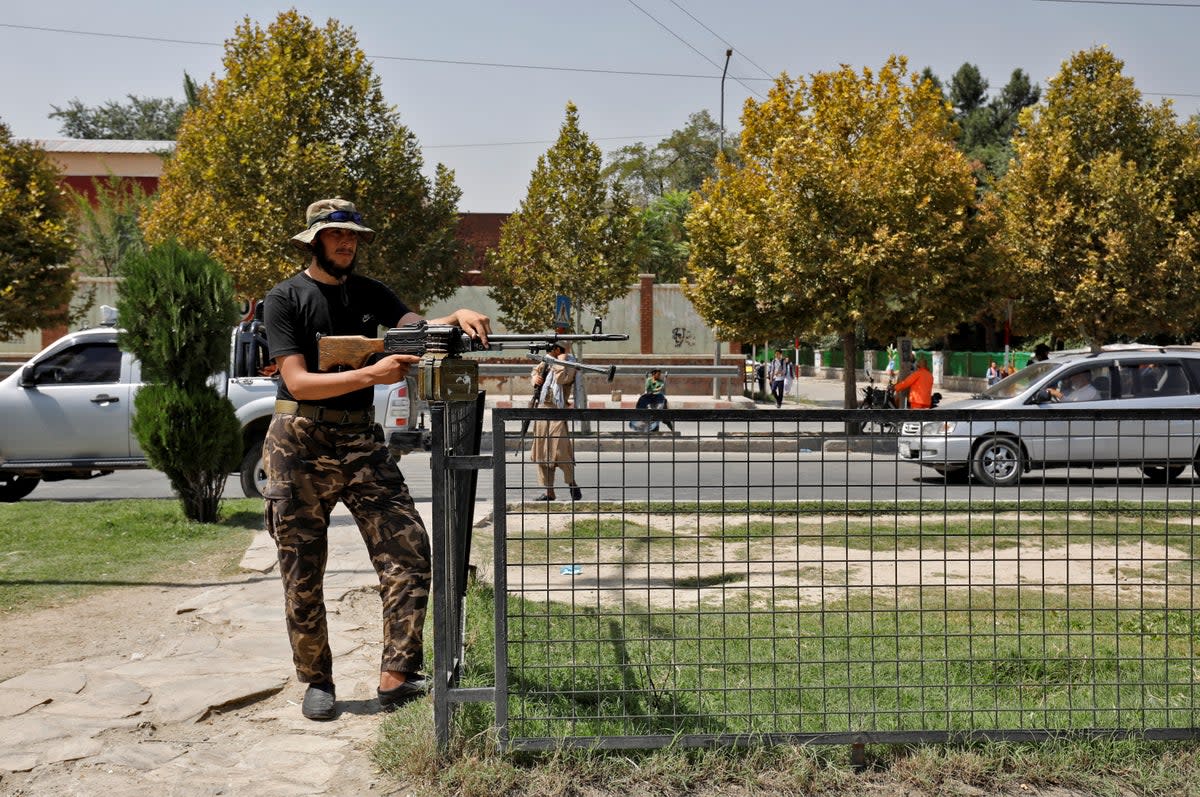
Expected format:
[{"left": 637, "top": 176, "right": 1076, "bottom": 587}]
[
  {"left": 989, "top": 46, "right": 1200, "bottom": 349},
  {"left": 488, "top": 103, "right": 640, "bottom": 332},
  {"left": 143, "top": 11, "right": 467, "bottom": 306},
  {"left": 686, "top": 56, "right": 979, "bottom": 406},
  {"left": 0, "top": 122, "right": 77, "bottom": 340}
]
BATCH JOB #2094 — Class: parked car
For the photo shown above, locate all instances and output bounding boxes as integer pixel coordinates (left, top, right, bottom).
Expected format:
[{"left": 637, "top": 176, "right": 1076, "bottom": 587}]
[
  {"left": 0, "top": 317, "right": 422, "bottom": 502},
  {"left": 897, "top": 349, "right": 1200, "bottom": 486}
]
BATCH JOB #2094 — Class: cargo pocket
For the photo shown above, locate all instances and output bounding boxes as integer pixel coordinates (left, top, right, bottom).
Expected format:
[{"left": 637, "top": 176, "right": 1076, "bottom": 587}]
[{"left": 262, "top": 479, "right": 294, "bottom": 543}]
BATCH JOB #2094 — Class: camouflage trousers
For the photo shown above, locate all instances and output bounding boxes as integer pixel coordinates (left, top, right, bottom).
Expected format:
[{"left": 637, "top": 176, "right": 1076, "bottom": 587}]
[{"left": 262, "top": 413, "right": 431, "bottom": 684}]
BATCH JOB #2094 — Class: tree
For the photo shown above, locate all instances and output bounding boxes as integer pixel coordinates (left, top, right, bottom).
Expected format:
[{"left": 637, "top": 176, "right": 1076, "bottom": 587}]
[
  {"left": 966, "top": 69, "right": 1041, "bottom": 183},
  {"left": 0, "top": 122, "right": 78, "bottom": 341},
  {"left": 632, "top": 190, "right": 691, "bottom": 282},
  {"left": 118, "top": 241, "right": 242, "bottom": 522},
  {"left": 70, "top": 176, "right": 150, "bottom": 277},
  {"left": 604, "top": 111, "right": 739, "bottom": 284},
  {"left": 949, "top": 63, "right": 988, "bottom": 115},
  {"left": 49, "top": 95, "right": 186, "bottom": 140},
  {"left": 488, "top": 102, "right": 640, "bottom": 332},
  {"left": 604, "top": 110, "right": 733, "bottom": 205},
  {"left": 988, "top": 46, "right": 1200, "bottom": 350},
  {"left": 685, "top": 56, "right": 981, "bottom": 407},
  {"left": 142, "top": 11, "right": 467, "bottom": 305}
]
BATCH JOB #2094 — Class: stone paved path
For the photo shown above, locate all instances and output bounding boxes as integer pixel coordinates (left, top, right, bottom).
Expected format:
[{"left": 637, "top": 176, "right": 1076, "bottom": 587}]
[{"left": 0, "top": 503, "right": 458, "bottom": 797}]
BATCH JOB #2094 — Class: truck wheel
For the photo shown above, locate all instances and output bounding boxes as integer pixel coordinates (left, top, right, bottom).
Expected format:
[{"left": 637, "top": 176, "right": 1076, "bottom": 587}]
[
  {"left": 0, "top": 473, "right": 40, "bottom": 502},
  {"left": 240, "top": 439, "right": 267, "bottom": 498},
  {"left": 971, "top": 437, "right": 1023, "bottom": 487}
]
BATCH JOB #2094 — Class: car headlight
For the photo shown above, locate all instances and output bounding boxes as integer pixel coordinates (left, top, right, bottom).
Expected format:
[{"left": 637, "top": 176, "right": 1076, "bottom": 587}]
[{"left": 921, "top": 420, "right": 957, "bottom": 436}]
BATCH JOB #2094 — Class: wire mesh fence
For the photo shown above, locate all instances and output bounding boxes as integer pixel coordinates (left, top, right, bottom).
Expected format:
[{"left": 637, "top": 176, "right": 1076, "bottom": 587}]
[{"left": 481, "top": 406, "right": 1199, "bottom": 751}]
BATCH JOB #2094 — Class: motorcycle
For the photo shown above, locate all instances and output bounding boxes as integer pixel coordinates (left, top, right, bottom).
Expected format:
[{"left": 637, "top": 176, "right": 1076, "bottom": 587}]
[
  {"left": 629, "top": 392, "right": 674, "bottom": 433},
  {"left": 855, "top": 376, "right": 943, "bottom": 435},
  {"left": 856, "top": 376, "right": 900, "bottom": 435}
]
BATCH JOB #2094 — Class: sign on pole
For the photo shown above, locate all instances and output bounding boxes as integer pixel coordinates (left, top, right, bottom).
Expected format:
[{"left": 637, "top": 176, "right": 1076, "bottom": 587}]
[{"left": 554, "top": 295, "right": 572, "bottom": 332}]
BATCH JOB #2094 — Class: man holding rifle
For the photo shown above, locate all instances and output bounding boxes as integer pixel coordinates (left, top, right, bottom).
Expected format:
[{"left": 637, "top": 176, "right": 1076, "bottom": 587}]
[
  {"left": 261, "top": 198, "right": 490, "bottom": 721},
  {"left": 529, "top": 342, "right": 582, "bottom": 501}
]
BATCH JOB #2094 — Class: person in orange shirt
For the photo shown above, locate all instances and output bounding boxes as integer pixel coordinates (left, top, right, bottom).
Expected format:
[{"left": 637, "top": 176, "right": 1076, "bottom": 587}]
[{"left": 895, "top": 357, "right": 934, "bottom": 408}]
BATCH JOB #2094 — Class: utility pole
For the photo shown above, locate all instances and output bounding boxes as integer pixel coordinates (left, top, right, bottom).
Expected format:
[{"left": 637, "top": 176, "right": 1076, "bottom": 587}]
[{"left": 713, "top": 47, "right": 732, "bottom": 400}]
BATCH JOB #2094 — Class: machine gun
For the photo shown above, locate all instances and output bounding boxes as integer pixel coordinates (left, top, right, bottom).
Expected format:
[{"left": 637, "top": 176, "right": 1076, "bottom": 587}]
[{"left": 317, "top": 322, "right": 627, "bottom": 402}]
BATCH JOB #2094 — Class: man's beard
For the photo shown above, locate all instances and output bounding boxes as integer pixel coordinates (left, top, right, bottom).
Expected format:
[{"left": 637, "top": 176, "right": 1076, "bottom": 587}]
[{"left": 313, "top": 245, "right": 357, "bottom": 281}]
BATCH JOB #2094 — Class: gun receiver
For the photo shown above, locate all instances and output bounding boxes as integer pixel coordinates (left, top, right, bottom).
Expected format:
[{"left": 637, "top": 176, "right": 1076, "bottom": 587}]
[
  {"left": 317, "top": 323, "right": 628, "bottom": 371},
  {"left": 317, "top": 322, "right": 628, "bottom": 402}
]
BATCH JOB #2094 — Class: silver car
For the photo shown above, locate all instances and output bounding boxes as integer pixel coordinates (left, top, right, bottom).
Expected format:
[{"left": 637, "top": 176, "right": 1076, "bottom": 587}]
[{"left": 897, "top": 349, "right": 1200, "bottom": 486}]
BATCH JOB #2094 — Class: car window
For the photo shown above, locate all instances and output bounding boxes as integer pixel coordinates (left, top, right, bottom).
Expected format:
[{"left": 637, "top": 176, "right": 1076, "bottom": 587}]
[
  {"left": 1050, "top": 365, "right": 1111, "bottom": 402},
  {"left": 982, "top": 361, "right": 1058, "bottom": 399},
  {"left": 1183, "top": 358, "right": 1200, "bottom": 390},
  {"left": 31, "top": 342, "right": 121, "bottom": 385},
  {"left": 1121, "top": 361, "right": 1191, "bottom": 397}
]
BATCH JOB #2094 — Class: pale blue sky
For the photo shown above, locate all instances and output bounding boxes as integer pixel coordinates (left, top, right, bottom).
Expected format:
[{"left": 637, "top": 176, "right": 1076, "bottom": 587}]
[{"left": 2, "top": 1, "right": 1198, "bottom": 212}]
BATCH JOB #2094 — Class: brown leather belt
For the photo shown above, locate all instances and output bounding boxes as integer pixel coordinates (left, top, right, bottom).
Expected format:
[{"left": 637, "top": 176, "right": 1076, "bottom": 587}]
[{"left": 274, "top": 399, "right": 374, "bottom": 425}]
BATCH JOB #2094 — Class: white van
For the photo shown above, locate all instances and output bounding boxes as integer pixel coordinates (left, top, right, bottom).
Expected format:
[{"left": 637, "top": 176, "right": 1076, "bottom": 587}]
[{"left": 897, "top": 349, "right": 1200, "bottom": 486}]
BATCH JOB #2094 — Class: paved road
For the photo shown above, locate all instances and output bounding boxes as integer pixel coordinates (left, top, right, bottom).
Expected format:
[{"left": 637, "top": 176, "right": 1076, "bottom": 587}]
[{"left": 19, "top": 375, "right": 1199, "bottom": 504}]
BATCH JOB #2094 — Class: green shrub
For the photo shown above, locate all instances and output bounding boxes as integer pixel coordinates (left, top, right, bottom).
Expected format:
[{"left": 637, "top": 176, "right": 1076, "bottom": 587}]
[
  {"left": 117, "top": 240, "right": 242, "bottom": 521},
  {"left": 131, "top": 383, "right": 241, "bottom": 521}
]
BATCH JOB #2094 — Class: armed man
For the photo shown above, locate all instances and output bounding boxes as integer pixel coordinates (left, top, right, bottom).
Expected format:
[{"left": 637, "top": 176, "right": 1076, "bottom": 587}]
[{"left": 261, "top": 198, "right": 489, "bottom": 722}]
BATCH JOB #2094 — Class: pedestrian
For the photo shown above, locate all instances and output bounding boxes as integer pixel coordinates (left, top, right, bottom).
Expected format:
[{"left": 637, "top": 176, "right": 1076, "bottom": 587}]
[
  {"left": 767, "top": 350, "right": 789, "bottom": 408},
  {"left": 530, "top": 342, "right": 582, "bottom": 501},
  {"left": 644, "top": 368, "right": 666, "bottom": 397},
  {"left": 894, "top": 356, "right": 935, "bottom": 408},
  {"left": 261, "top": 197, "right": 491, "bottom": 721},
  {"left": 636, "top": 367, "right": 673, "bottom": 432},
  {"left": 986, "top": 360, "right": 1000, "bottom": 386}
]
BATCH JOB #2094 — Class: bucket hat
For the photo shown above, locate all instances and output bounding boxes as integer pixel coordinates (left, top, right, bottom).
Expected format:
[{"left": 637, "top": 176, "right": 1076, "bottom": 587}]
[{"left": 290, "top": 198, "right": 375, "bottom": 251}]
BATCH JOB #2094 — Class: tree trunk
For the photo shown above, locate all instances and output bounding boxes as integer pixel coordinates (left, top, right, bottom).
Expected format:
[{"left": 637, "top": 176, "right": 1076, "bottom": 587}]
[
  {"left": 842, "top": 332, "right": 858, "bottom": 435},
  {"left": 841, "top": 332, "right": 858, "bottom": 409},
  {"left": 982, "top": 317, "right": 997, "bottom": 351}
]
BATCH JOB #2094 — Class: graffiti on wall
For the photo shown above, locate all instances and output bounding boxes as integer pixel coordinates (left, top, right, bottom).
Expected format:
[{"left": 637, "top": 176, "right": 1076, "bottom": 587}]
[{"left": 672, "top": 327, "right": 695, "bottom": 348}]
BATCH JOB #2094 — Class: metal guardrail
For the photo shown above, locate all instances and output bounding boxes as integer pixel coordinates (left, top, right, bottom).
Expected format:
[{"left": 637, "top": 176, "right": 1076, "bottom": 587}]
[
  {"left": 477, "top": 362, "right": 744, "bottom": 401},
  {"left": 477, "top": 362, "right": 742, "bottom": 378}
]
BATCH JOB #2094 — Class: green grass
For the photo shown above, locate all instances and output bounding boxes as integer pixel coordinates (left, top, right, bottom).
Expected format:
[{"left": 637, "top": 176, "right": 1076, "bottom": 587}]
[
  {"left": 520, "top": 498, "right": 1199, "bottom": 519},
  {"left": 0, "top": 498, "right": 261, "bottom": 613},
  {"left": 375, "top": 579, "right": 1200, "bottom": 795},
  {"left": 380, "top": 500, "right": 1200, "bottom": 794}
]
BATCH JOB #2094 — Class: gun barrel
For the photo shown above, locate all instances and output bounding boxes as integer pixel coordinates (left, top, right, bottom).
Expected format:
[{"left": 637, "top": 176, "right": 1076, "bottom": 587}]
[
  {"left": 486, "top": 333, "right": 628, "bottom": 350},
  {"left": 528, "top": 353, "right": 617, "bottom": 382}
]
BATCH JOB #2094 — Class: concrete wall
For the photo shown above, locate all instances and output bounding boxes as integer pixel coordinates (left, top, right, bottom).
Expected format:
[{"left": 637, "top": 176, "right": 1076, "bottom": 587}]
[
  {"left": 0, "top": 277, "right": 121, "bottom": 361},
  {"left": 422, "top": 278, "right": 740, "bottom": 396}
]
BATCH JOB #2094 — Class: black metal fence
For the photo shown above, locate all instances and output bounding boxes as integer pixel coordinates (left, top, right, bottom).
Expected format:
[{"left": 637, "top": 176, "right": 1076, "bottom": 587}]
[{"left": 447, "top": 406, "right": 1200, "bottom": 751}]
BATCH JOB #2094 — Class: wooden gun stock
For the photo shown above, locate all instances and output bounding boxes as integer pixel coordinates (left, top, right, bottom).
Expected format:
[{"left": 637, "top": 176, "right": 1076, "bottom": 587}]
[{"left": 317, "top": 335, "right": 386, "bottom": 371}]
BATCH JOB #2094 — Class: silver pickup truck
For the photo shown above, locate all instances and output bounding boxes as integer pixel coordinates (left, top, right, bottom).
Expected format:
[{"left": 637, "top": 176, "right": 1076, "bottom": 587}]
[{"left": 0, "top": 318, "right": 423, "bottom": 502}]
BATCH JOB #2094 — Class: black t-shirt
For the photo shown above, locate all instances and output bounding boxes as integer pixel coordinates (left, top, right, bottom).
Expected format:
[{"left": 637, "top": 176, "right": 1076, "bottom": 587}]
[{"left": 263, "top": 271, "right": 410, "bottom": 410}]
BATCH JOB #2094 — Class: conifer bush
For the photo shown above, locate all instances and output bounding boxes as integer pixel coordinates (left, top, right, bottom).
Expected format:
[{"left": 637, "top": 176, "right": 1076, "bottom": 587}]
[{"left": 117, "top": 241, "right": 241, "bottom": 521}]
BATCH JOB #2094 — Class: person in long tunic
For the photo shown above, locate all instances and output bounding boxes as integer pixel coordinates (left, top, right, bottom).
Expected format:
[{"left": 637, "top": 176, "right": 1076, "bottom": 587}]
[{"left": 530, "top": 343, "right": 581, "bottom": 501}]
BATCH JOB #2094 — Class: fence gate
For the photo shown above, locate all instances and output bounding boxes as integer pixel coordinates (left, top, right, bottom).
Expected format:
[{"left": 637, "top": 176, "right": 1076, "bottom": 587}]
[{"left": 428, "top": 392, "right": 489, "bottom": 748}]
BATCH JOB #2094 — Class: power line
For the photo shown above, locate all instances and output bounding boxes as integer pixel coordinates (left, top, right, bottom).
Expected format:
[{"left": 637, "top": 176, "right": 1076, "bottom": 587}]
[
  {"left": 0, "top": 22, "right": 772, "bottom": 82},
  {"left": 1035, "top": 0, "right": 1200, "bottom": 6},
  {"left": 425, "top": 134, "right": 670, "bottom": 150},
  {"left": 667, "top": 0, "right": 776, "bottom": 80},
  {"left": 622, "top": 0, "right": 766, "bottom": 99}
]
